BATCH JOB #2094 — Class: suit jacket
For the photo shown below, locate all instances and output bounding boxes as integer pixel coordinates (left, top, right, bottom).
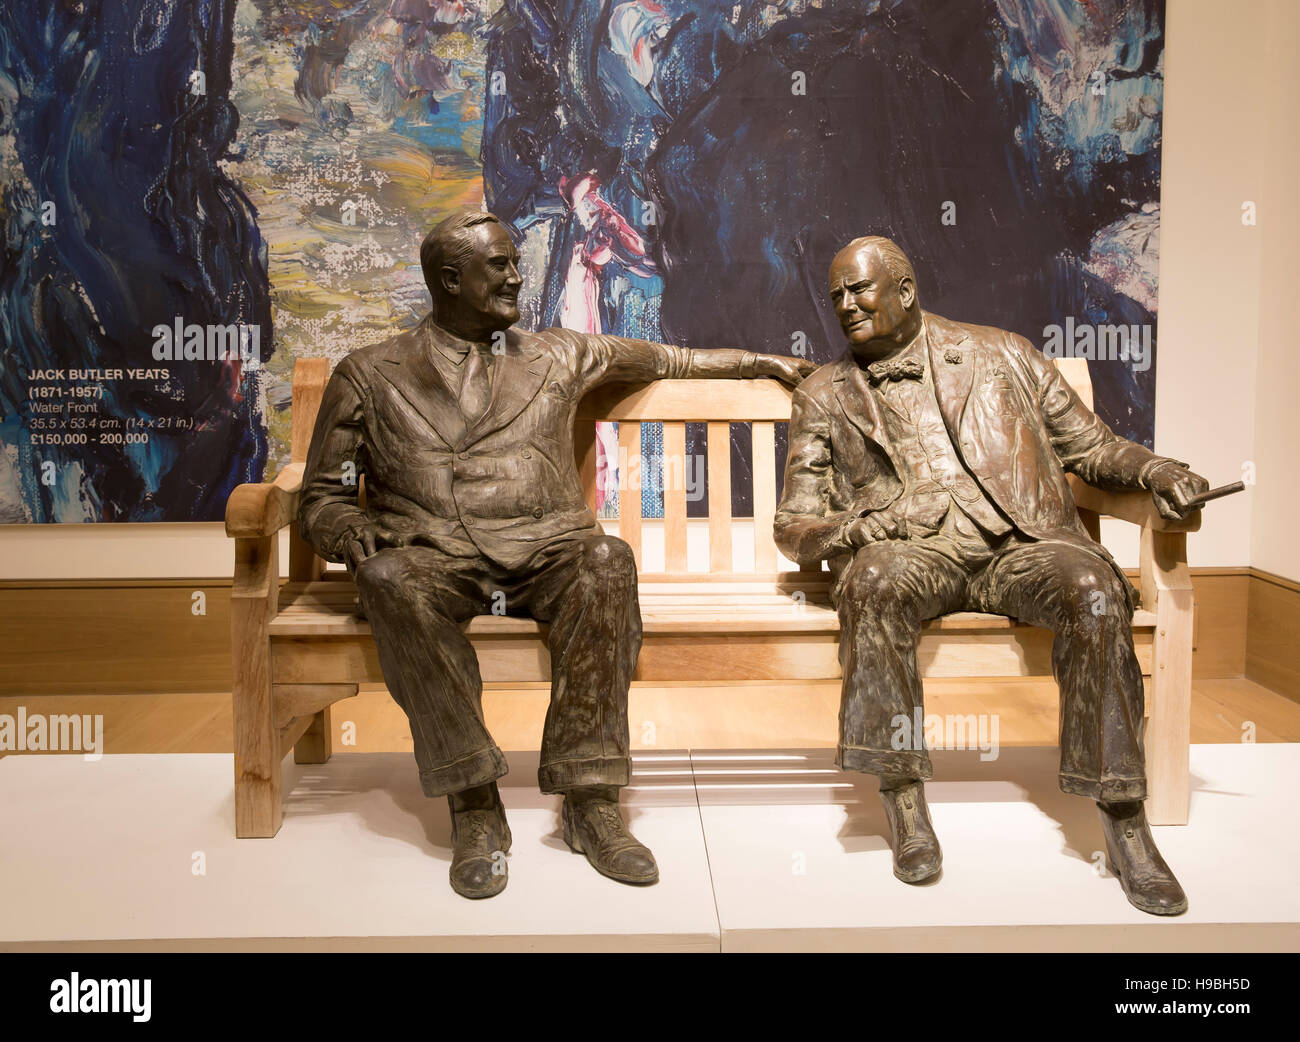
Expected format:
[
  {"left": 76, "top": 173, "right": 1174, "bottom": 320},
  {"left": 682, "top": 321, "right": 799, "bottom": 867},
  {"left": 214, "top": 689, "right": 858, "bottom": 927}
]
[
  {"left": 774, "top": 311, "right": 1179, "bottom": 605},
  {"left": 299, "top": 314, "right": 694, "bottom": 571}
]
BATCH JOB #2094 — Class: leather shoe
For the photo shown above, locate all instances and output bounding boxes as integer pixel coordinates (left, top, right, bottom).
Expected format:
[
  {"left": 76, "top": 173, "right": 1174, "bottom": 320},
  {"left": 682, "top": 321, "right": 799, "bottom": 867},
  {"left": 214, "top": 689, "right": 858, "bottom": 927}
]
[
  {"left": 1098, "top": 800, "right": 1187, "bottom": 916},
  {"left": 879, "top": 779, "right": 942, "bottom": 883},
  {"left": 448, "top": 785, "right": 511, "bottom": 900},
  {"left": 561, "top": 792, "right": 659, "bottom": 885}
]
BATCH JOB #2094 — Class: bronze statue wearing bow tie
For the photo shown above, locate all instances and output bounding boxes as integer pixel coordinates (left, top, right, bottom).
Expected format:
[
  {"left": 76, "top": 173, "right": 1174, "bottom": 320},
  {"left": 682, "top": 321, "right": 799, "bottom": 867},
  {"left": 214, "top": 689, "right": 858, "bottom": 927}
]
[
  {"left": 774, "top": 235, "right": 1208, "bottom": 916},
  {"left": 299, "top": 209, "right": 813, "bottom": 899}
]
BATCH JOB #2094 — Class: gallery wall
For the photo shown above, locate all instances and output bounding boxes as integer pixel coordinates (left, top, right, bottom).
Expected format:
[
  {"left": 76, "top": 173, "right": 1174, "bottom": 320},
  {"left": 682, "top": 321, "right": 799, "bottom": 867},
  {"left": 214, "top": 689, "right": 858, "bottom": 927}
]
[
  {"left": 1248, "top": 0, "right": 1300, "bottom": 583},
  {"left": 0, "top": 0, "right": 1295, "bottom": 582}
]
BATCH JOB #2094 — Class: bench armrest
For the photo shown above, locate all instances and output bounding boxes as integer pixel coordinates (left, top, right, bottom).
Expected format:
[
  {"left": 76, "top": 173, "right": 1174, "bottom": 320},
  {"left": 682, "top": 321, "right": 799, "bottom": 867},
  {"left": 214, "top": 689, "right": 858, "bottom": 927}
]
[
  {"left": 226, "top": 462, "right": 305, "bottom": 538},
  {"left": 1067, "top": 476, "right": 1200, "bottom": 533}
]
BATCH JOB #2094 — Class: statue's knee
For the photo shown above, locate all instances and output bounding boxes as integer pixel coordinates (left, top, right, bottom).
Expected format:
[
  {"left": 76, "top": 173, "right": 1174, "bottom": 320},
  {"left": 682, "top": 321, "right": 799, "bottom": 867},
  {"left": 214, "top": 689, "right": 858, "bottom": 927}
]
[
  {"left": 585, "top": 535, "right": 637, "bottom": 580},
  {"left": 840, "top": 557, "right": 907, "bottom": 609},
  {"left": 354, "top": 550, "right": 407, "bottom": 599},
  {"left": 1060, "top": 562, "right": 1125, "bottom": 620}
]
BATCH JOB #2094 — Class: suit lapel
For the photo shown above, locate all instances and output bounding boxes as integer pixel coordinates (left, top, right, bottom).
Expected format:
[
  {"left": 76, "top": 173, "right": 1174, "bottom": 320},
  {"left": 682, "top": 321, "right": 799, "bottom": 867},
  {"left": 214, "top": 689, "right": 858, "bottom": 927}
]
[
  {"left": 925, "top": 312, "right": 974, "bottom": 439},
  {"left": 832, "top": 351, "right": 891, "bottom": 452},
  {"left": 374, "top": 316, "right": 468, "bottom": 447},
  {"left": 461, "top": 330, "right": 553, "bottom": 448}
]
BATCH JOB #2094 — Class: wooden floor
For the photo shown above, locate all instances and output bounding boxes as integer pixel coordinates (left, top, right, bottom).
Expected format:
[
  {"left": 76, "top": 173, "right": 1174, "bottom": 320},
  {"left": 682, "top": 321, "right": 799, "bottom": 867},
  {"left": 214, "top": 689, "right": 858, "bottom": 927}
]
[{"left": 2, "top": 676, "right": 1298, "bottom": 756}]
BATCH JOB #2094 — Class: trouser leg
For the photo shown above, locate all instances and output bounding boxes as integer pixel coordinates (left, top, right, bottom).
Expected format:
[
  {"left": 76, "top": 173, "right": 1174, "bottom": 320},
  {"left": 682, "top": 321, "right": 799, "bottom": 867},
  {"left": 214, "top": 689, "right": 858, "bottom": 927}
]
[
  {"left": 354, "top": 547, "right": 508, "bottom": 797},
  {"left": 835, "top": 542, "right": 967, "bottom": 778},
  {"left": 972, "top": 541, "right": 1147, "bottom": 801},
  {"left": 520, "top": 534, "right": 641, "bottom": 793}
]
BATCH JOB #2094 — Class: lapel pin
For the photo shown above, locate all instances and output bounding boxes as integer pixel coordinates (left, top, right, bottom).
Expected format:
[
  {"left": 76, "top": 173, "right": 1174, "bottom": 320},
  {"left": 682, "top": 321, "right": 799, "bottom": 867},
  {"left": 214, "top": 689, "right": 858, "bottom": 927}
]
[{"left": 944, "top": 348, "right": 962, "bottom": 364}]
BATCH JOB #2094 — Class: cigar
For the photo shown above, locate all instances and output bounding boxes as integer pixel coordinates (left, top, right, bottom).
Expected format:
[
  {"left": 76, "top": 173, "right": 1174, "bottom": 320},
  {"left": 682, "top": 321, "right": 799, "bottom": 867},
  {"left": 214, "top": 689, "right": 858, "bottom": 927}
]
[{"left": 1186, "top": 481, "right": 1246, "bottom": 508}]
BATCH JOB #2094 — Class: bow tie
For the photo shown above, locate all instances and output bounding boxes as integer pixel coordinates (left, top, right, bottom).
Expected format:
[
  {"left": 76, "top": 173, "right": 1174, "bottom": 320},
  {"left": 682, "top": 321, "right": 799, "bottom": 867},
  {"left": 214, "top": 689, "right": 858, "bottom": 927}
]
[{"left": 866, "top": 356, "right": 924, "bottom": 385}]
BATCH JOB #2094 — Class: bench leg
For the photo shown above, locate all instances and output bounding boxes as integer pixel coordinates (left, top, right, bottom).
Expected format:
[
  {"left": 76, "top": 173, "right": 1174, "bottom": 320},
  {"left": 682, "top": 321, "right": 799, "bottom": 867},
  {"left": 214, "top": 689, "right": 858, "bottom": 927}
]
[
  {"left": 294, "top": 706, "right": 333, "bottom": 765},
  {"left": 232, "top": 535, "right": 282, "bottom": 838},
  {"left": 1141, "top": 529, "right": 1193, "bottom": 825}
]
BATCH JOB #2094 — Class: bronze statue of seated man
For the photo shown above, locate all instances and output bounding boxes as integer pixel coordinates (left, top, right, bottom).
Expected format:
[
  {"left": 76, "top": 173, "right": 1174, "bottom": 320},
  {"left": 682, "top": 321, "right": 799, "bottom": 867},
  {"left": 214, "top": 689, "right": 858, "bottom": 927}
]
[
  {"left": 299, "top": 209, "right": 812, "bottom": 898},
  {"left": 775, "top": 235, "right": 1208, "bottom": 916}
]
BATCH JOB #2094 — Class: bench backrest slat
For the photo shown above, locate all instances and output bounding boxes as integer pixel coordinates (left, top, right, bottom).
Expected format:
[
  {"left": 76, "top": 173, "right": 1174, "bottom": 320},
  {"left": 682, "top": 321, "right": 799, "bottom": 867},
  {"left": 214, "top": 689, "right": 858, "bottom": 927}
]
[
  {"left": 752, "top": 421, "right": 779, "bottom": 572},
  {"left": 291, "top": 359, "right": 331, "bottom": 464},
  {"left": 617, "top": 421, "right": 643, "bottom": 566},
  {"left": 707, "top": 421, "right": 733, "bottom": 572},
  {"left": 1054, "top": 357, "right": 1093, "bottom": 409},
  {"left": 662, "top": 421, "right": 689, "bottom": 572}
]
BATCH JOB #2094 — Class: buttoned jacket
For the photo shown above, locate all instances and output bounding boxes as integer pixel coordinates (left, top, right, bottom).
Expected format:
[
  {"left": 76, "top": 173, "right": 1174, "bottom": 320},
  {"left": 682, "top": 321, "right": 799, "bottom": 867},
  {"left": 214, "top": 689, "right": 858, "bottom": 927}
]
[{"left": 300, "top": 315, "right": 693, "bottom": 570}]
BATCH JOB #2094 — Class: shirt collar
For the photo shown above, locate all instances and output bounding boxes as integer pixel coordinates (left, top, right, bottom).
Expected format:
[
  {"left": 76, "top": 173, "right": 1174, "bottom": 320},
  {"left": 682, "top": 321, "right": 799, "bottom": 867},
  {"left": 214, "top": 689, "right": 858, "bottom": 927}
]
[{"left": 428, "top": 321, "right": 492, "bottom": 366}]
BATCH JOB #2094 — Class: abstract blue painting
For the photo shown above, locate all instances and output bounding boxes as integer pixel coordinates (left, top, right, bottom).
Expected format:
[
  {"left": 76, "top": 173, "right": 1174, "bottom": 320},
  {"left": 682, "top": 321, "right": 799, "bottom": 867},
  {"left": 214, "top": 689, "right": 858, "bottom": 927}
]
[
  {"left": 483, "top": 0, "right": 1165, "bottom": 515},
  {"left": 0, "top": 0, "right": 1164, "bottom": 522}
]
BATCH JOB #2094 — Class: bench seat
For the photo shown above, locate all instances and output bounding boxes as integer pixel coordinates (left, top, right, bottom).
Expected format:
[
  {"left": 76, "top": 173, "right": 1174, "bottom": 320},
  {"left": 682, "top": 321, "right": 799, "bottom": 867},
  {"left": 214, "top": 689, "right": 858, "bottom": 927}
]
[{"left": 266, "top": 574, "right": 1158, "bottom": 684}]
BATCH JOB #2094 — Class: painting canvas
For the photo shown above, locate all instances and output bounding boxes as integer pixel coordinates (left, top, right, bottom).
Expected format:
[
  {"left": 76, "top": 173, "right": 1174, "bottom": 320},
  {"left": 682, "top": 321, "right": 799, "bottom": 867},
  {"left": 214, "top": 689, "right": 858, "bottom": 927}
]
[{"left": 0, "top": 0, "right": 1164, "bottom": 523}]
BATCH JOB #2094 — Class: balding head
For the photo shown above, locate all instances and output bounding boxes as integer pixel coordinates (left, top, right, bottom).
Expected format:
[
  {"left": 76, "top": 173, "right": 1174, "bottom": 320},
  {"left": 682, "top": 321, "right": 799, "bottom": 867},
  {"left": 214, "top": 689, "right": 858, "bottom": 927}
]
[
  {"left": 827, "top": 236, "right": 922, "bottom": 353},
  {"left": 829, "top": 236, "right": 917, "bottom": 300}
]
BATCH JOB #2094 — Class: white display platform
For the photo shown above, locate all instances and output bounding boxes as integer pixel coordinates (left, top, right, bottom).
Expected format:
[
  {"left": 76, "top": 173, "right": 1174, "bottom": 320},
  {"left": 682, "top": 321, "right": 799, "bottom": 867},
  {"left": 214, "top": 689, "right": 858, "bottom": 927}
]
[
  {"left": 0, "top": 750, "right": 718, "bottom": 952},
  {"left": 692, "top": 744, "right": 1300, "bottom": 951},
  {"left": 1, "top": 744, "right": 1297, "bottom": 952}
]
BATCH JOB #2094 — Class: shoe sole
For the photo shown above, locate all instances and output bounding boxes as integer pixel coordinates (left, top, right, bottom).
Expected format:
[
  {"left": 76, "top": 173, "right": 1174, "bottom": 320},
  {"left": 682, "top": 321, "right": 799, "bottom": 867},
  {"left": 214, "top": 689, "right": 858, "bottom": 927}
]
[
  {"left": 578, "top": 859, "right": 660, "bottom": 886},
  {"left": 893, "top": 862, "right": 942, "bottom": 885}
]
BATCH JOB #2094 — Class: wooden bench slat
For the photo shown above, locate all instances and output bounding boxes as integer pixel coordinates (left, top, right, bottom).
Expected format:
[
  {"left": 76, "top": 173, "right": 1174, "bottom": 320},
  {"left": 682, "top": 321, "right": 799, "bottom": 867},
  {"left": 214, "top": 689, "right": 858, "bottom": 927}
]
[
  {"left": 617, "top": 420, "right": 643, "bottom": 567},
  {"left": 752, "top": 421, "right": 778, "bottom": 572},
  {"left": 270, "top": 599, "right": 1157, "bottom": 637},
  {"left": 707, "top": 421, "right": 733, "bottom": 572},
  {"left": 577, "top": 379, "right": 794, "bottom": 421},
  {"left": 663, "top": 422, "right": 688, "bottom": 572},
  {"left": 269, "top": 629, "right": 1155, "bottom": 685}
]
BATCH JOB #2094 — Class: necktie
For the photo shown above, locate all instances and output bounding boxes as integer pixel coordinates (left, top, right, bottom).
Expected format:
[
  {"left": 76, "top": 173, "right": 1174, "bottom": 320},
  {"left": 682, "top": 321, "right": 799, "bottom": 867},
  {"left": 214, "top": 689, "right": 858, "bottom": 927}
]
[
  {"left": 460, "top": 345, "right": 491, "bottom": 422},
  {"left": 867, "top": 356, "right": 924, "bottom": 385}
]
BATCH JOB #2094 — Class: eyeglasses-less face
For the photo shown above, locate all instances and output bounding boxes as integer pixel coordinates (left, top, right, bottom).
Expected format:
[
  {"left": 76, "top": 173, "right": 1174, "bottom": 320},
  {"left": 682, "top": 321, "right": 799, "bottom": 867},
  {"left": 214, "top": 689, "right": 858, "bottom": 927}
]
[
  {"left": 828, "top": 243, "right": 918, "bottom": 355},
  {"left": 441, "top": 221, "right": 523, "bottom": 340}
]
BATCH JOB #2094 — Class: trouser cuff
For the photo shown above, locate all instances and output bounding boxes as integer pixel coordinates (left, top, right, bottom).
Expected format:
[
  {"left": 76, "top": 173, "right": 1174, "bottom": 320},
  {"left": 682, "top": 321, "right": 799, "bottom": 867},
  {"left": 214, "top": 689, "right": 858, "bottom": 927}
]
[
  {"left": 418, "top": 747, "right": 509, "bottom": 798},
  {"left": 538, "top": 755, "right": 631, "bottom": 793},
  {"left": 1059, "top": 771, "right": 1147, "bottom": 802},
  {"left": 837, "top": 745, "right": 933, "bottom": 779}
]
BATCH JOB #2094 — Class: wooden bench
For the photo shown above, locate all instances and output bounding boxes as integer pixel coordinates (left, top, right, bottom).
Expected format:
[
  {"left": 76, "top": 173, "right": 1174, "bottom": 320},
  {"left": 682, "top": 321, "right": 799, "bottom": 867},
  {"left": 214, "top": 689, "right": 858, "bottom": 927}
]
[{"left": 225, "top": 356, "right": 1199, "bottom": 838}]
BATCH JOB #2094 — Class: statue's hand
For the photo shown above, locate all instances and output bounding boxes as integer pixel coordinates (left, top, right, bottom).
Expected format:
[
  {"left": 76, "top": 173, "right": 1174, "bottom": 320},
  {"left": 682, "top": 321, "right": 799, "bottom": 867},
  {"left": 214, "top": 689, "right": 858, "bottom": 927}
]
[
  {"left": 758, "top": 355, "right": 818, "bottom": 387},
  {"left": 343, "top": 523, "right": 405, "bottom": 574},
  {"left": 1147, "top": 462, "right": 1210, "bottom": 521},
  {"left": 845, "top": 507, "right": 908, "bottom": 547}
]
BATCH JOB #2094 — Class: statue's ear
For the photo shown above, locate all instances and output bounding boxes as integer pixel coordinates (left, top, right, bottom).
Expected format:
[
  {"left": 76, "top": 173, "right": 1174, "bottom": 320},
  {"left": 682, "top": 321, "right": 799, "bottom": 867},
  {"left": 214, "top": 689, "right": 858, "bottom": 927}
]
[
  {"left": 898, "top": 276, "right": 916, "bottom": 310},
  {"left": 440, "top": 264, "right": 461, "bottom": 296}
]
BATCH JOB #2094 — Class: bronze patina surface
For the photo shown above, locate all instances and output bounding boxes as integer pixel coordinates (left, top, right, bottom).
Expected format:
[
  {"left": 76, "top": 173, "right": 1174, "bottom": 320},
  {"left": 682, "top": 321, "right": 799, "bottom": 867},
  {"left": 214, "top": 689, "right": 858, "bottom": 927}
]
[
  {"left": 775, "top": 235, "right": 1208, "bottom": 916},
  {"left": 300, "top": 209, "right": 812, "bottom": 898}
]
